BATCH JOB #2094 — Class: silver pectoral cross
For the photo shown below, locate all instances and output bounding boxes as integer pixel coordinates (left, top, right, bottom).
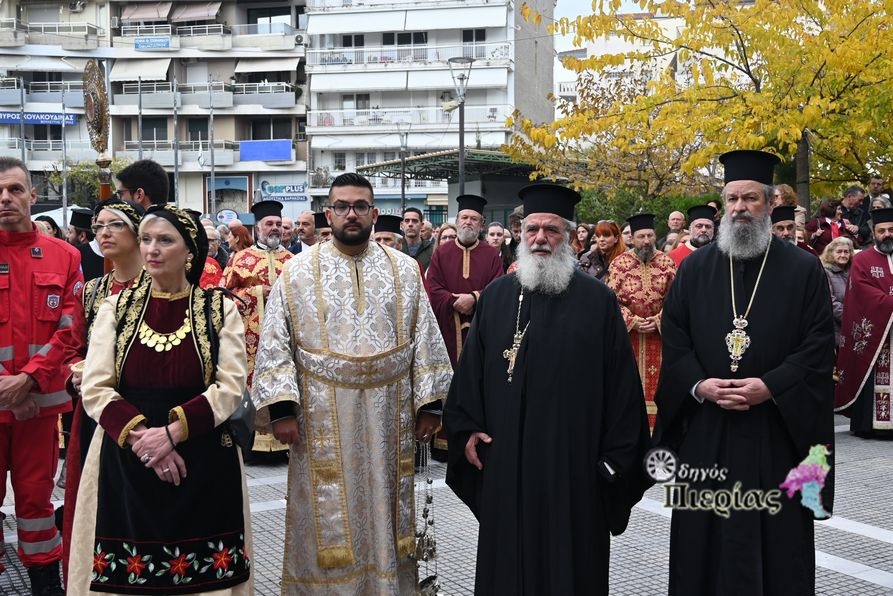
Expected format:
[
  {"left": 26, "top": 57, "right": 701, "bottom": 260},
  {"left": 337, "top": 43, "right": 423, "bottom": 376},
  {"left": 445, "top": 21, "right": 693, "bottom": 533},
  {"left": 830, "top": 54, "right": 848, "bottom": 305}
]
[{"left": 503, "top": 332, "right": 524, "bottom": 382}]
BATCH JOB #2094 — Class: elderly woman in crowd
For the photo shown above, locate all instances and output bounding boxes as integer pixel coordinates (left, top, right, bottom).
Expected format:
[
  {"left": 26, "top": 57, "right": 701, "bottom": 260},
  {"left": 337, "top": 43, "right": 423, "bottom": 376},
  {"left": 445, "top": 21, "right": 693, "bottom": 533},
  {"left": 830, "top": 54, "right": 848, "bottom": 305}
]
[
  {"left": 579, "top": 220, "right": 626, "bottom": 280},
  {"left": 70, "top": 205, "right": 251, "bottom": 594},
  {"left": 871, "top": 195, "right": 892, "bottom": 211},
  {"left": 821, "top": 236, "right": 854, "bottom": 347},
  {"left": 62, "top": 197, "right": 147, "bottom": 581}
]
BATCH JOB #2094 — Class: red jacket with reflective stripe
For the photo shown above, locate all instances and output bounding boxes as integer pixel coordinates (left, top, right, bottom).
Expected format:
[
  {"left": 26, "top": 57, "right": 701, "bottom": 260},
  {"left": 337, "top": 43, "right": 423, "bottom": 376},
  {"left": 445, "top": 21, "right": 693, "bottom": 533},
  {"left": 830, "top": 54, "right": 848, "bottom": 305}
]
[{"left": 0, "top": 226, "right": 84, "bottom": 422}]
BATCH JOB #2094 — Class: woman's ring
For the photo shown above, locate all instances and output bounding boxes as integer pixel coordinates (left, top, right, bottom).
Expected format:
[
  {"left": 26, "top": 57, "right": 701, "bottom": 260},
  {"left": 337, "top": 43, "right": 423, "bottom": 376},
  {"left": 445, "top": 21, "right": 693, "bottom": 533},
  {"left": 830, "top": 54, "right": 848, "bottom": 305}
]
[
  {"left": 141, "top": 453, "right": 151, "bottom": 463},
  {"left": 162, "top": 467, "right": 171, "bottom": 473}
]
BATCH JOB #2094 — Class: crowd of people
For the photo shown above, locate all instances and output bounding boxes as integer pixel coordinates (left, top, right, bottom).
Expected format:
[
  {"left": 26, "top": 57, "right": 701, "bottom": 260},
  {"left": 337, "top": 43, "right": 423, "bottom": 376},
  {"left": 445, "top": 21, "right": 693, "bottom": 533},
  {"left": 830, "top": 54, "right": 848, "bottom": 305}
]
[{"left": 0, "top": 149, "right": 889, "bottom": 594}]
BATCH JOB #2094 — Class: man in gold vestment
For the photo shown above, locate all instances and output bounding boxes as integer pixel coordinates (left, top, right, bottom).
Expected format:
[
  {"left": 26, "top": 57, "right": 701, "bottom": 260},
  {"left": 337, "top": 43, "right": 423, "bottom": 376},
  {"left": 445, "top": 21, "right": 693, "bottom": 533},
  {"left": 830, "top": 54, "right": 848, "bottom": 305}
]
[
  {"left": 253, "top": 173, "right": 452, "bottom": 594},
  {"left": 221, "top": 199, "right": 292, "bottom": 453}
]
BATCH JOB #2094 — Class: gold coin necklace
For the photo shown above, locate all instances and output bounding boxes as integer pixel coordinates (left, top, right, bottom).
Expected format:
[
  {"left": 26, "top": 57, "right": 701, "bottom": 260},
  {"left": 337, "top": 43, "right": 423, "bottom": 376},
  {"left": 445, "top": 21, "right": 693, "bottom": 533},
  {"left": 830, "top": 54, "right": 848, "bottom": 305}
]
[
  {"left": 725, "top": 241, "right": 771, "bottom": 372},
  {"left": 139, "top": 310, "right": 191, "bottom": 352}
]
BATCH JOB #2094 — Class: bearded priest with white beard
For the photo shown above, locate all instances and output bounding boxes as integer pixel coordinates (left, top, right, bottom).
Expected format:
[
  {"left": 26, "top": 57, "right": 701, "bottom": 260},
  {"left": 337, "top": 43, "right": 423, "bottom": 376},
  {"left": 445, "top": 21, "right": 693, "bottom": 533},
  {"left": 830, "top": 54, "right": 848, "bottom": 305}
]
[
  {"left": 444, "top": 183, "right": 651, "bottom": 595},
  {"left": 221, "top": 199, "right": 293, "bottom": 453},
  {"left": 653, "top": 150, "right": 835, "bottom": 595}
]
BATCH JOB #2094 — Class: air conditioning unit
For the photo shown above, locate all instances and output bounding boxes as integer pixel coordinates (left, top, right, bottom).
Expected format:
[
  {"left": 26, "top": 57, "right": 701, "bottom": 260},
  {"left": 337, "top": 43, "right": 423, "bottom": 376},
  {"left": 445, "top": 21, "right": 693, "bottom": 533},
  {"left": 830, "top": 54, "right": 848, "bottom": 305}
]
[
  {"left": 110, "top": 16, "right": 120, "bottom": 29},
  {"left": 69, "top": 1, "right": 86, "bottom": 13},
  {"left": 295, "top": 34, "right": 304, "bottom": 45}
]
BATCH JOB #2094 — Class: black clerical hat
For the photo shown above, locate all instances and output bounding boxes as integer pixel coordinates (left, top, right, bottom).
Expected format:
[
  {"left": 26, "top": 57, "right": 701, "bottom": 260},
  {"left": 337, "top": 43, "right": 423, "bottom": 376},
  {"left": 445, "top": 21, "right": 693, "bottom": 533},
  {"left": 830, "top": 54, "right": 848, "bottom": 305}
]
[
  {"left": 518, "top": 183, "right": 581, "bottom": 220},
  {"left": 456, "top": 194, "right": 487, "bottom": 215},
  {"left": 719, "top": 150, "right": 780, "bottom": 186},
  {"left": 250, "top": 200, "right": 283, "bottom": 221},
  {"left": 314, "top": 212, "right": 329, "bottom": 229},
  {"left": 375, "top": 214, "right": 403, "bottom": 236},
  {"left": 69, "top": 208, "right": 93, "bottom": 231},
  {"left": 771, "top": 205, "right": 796, "bottom": 224},
  {"left": 871, "top": 207, "right": 893, "bottom": 225},
  {"left": 628, "top": 213, "right": 656, "bottom": 234},
  {"left": 688, "top": 204, "right": 717, "bottom": 223}
]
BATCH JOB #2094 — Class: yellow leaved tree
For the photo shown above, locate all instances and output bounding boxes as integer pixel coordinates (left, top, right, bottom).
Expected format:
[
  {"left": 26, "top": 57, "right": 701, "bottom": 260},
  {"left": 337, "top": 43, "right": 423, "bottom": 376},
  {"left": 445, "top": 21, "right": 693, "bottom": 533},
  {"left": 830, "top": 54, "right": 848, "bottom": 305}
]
[{"left": 507, "top": 0, "right": 893, "bottom": 207}]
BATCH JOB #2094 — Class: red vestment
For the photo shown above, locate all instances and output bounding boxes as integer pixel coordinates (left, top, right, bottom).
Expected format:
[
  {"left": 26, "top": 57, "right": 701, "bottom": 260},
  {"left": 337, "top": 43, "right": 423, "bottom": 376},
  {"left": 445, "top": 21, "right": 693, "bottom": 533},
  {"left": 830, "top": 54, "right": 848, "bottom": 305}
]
[
  {"left": 667, "top": 242, "right": 695, "bottom": 268},
  {"left": 834, "top": 246, "right": 893, "bottom": 432},
  {"left": 607, "top": 251, "right": 676, "bottom": 430}
]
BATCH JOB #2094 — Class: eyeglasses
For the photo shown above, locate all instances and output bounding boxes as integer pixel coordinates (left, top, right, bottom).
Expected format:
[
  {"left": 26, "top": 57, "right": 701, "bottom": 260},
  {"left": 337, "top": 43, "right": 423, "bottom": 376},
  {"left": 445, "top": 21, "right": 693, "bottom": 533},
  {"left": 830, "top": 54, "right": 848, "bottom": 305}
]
[
  {"left": 91, "top": 220, "right": 129, "bottom": 235},
  {"left": 331, "top": 202, "right": 373, "bottom": 216}
]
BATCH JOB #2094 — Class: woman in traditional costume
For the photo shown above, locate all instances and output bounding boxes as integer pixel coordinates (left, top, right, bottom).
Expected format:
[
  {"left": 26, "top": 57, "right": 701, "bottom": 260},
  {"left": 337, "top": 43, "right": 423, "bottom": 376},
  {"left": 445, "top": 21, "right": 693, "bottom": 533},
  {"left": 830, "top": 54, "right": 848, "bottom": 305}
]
[
  {"left": 62, "top": 198, "right": 147, "bottom": 581},
  {"left": 70, "top": 205, "right": 251, "bottom": 595}
]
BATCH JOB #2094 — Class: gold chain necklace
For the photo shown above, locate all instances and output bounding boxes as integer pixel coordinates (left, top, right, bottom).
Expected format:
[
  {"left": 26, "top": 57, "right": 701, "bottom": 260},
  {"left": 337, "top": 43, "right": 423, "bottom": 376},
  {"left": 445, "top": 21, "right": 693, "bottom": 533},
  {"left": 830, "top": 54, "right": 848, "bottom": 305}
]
[
  {"left": 725, "top": 241, "right": 771, "bottom": 372},
  {"left": 502, "top": 290, "right": 530, "bottom": 382},
  {"left": 138, "top": 310, "right": 191, "bottom": 352}
]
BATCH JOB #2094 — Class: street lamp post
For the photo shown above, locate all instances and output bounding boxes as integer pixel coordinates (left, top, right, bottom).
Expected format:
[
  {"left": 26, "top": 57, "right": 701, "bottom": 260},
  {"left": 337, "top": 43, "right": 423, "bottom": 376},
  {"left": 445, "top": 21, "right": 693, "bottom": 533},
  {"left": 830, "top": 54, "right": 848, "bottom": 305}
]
[
  {"left": 397, "top": 120, "right": 410, "bottom": 213},
  {"left": 447, "top": 56, "right": 474, "bottom": 195}
]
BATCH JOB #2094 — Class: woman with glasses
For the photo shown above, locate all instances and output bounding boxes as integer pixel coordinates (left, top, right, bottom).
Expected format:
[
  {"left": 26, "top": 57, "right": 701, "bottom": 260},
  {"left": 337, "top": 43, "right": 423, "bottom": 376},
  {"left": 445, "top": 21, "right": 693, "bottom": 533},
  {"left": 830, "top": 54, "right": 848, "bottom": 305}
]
[
  {"left": 579, "top": 220, "right": 625, "bottom": 280},
  {"left": 69, "top": 205, "right": 251, "bottom": 594},
  {"left": 435, "top": 222, "right": 458, "bottom": 246},
  {"left": 61, "top": 197, "right": 147, "bottom": 581}
]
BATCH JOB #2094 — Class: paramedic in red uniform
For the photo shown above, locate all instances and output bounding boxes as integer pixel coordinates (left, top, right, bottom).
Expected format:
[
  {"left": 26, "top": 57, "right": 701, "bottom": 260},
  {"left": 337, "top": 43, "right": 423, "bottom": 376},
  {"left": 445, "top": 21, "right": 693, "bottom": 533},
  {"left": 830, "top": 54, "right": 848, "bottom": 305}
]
[{"left": 0, "top": 157, "right": 82, "bottom": 595}]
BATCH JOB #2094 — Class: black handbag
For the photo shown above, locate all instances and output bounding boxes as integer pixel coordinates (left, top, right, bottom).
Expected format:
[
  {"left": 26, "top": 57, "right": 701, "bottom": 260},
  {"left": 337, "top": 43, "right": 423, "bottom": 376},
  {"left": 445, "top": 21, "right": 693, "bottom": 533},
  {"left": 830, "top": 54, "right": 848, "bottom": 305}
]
[{"left": 205, "top": 289, "right": 255, "bottom": 450}]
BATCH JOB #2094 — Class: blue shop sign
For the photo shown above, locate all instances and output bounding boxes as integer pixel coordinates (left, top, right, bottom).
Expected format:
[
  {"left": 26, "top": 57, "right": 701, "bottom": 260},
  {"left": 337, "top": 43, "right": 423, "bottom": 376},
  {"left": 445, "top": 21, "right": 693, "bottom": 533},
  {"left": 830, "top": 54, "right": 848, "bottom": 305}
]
[
  {"left": 135, "top": 36, "right": 172, "bottom": 50},
  {"left": 0, "top": 112, "right": 78, "bottom": 126}
]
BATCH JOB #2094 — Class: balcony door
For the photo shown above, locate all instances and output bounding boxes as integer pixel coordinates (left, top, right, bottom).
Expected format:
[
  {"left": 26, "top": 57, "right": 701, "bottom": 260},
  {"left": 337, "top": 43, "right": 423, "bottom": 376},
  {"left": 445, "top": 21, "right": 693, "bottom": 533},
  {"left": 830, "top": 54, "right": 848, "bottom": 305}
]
[{"left": 341, "top": 94, "right": 370, "bottom": 126}]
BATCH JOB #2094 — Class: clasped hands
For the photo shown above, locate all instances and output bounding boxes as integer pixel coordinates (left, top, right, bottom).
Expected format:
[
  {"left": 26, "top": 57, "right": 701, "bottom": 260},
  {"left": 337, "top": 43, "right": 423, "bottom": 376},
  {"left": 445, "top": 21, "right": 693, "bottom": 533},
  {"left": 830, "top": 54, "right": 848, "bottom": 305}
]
[
  {"left": 696, "top": 377, "right": 772, "bottom": 411},
  {"left": 129, "top": 423, "right": 187, "bottom": 486},
  {"left": 0, "top": 373, "right": 38, "bottom": 420},
  {"left": 452, "top": 293, "right": 476, "bottom": 316},
  {"left": 634, "top": 316, "right": 659, "bottom": 334}
]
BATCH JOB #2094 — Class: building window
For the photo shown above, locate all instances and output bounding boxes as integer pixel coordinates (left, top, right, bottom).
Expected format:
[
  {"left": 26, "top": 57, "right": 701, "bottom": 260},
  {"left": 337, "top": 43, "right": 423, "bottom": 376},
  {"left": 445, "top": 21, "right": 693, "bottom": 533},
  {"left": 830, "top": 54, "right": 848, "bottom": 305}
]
[
  {"left": 141, "top": 116, "right": 167, "bottom": 142},
  {"left": 121, "top": 117, "right": 132, "bottom": 143},
  {"left": 187, "top": 118, "right": 208, "bottom": 142},
  {"left": 250, "top": 117, "right": 292, "bottom": 140},
  {"left": 342, "top": 34, "right": 364, "bottom": 47},
  {"left": 247, "top": 6, "right": 291, "bottom": 31},
  {"left": 333, "top": 152, "right": 346, "bottom": 170},
  {"left": 355, "top": 152, "right": 376, "bottom": 166},
  {"left": 462, "top": 29, "right": 487, "bottom": 58}
]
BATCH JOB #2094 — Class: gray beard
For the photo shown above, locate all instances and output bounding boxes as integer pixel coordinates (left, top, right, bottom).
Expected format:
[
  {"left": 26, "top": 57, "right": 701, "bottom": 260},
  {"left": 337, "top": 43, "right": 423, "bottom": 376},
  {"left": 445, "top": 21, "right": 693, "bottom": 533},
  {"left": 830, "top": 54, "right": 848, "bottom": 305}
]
[
  {"left": 516, "top": 240, "right": 576, "bottom": 295},
  {"left": 877, "top": 237, "right": 893, "bottom": 255},
  {"left": 690, "top": 234, "right": 712, "bottom": 248},
  {"left": 717, "top": 211, "right": 772, "bottom": 259},
  {"left": 634, "top": 244, "right": 655, "bottom": 263},
  {"left": 457, "top": 226, "right": 478, "bottom": 245},
  {"left": 261, "top": 234, "right": 281, "bottom": 250}
]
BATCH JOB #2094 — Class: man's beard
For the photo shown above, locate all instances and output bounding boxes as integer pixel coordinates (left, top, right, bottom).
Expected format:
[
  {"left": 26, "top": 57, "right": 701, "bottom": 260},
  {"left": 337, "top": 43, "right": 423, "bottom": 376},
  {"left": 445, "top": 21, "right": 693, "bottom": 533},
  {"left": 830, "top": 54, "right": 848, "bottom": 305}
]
[
  {"left": 333, "top": 221, "right": 373, "bottom": 246},
  {"left": 690, "top": 234, "right": 713, "bottom": 248},
  {"left": 717, "top": 210, "right": 772, "bottom": 259},
  {"left": 877, "top": 237, "right": 893, "bottom": 255},
  {"left": 516, "top": 239, "right": 576, "bottom": 295},
  {"left": 457, "top": 226, "right": 478, "bottom": 245},
  {"left": 260, "top": 232, "right": 281, "bottom": 250},
  {"left": 633, "top": 244, "right": 655, "bottom": 263}
]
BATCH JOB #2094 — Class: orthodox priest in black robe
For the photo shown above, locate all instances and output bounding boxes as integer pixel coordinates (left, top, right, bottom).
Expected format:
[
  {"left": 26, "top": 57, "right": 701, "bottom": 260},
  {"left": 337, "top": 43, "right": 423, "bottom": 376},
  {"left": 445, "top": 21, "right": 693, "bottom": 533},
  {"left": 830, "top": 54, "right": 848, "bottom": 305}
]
[
  {"left": 444, "top": 184, "right": 651, "bottom": 595},
  {"left": 653, "top": 150, "right": 836, "bottom": 595}
]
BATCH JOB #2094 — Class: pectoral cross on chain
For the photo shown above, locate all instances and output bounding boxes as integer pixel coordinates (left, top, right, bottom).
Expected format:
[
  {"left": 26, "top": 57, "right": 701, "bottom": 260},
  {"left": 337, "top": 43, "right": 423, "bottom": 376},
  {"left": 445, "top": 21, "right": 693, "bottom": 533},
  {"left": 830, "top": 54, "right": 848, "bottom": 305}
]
[
  {"left": 503, "top": 332, "right": 524, "bottom": 382},
  {"left": 725, "top": 316, "right": 751, "bottom": 372}
]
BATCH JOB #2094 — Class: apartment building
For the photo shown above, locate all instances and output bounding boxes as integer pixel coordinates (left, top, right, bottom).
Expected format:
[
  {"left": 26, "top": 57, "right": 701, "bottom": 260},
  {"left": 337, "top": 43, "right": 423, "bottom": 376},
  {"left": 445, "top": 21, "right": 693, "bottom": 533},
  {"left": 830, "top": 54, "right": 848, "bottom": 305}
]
[
  {"left": 304, "top": 0, "right": 554, "bottom": 219},
  {"left": 0, "top": 1, "right": 310, "bottom": 218}
]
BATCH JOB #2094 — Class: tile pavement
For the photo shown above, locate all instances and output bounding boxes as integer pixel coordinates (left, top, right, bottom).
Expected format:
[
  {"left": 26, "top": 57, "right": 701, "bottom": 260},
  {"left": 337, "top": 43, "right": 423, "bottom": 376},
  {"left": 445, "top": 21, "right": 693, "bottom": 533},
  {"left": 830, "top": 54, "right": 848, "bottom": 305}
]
[{"left": 0, "top": 415, "right": 890, "bottom": 594}]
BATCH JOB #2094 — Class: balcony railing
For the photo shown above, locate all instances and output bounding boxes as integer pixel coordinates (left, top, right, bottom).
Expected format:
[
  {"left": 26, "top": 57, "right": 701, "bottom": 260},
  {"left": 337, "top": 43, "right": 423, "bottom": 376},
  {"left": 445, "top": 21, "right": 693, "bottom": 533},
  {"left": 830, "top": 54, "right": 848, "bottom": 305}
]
[
  {"left": 29, "top": 81, "right": 84, "bottom": 93},
  {"left": 120, "top": 81, "right": 174, "bottom": 94},
  {"left": 308, "top": 0, "right": 493, "bottom": 10},
  {"left": 121, "top": 140, "right": 239, "bottom": 152},
  {"left": 308, "top": 41, "right": 511, "bottom": 66},
  {"left": 176, "top": 24, "right": 230, "bottom": 37},
  {"left": 28, "top": 22, "right": 103, "bottom": 36},
  {"left": 230, "top": 23, "right": 298, "bottom": 36},
  {"left": 0, "top": 18, "right": 27, "bottom": 32},
  {"left": 0, "top": 77, "right": 22, "bottom": 90},
  {"left": 233, "top": 82, "right": 293, "bottom": 94},
  {"left": 120, "top": 24, "right": 173, "bottom": 36},
  {"left": 178, "top": 81, "right": 230, "bottom": 95},
  {"left": 310, "top": 104, "right": 510, "bottom": 128},
  {"left": 30, "top": 140, "right": 93, "bottom": 152}
]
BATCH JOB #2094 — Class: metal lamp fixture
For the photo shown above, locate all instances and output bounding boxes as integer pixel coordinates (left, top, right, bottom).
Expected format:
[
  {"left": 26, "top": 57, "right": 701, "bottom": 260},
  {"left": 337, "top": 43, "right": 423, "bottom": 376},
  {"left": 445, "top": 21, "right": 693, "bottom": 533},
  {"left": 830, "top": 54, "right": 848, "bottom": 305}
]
[{"left": 447, "top": 56, "right": 475, "bottom": 195}]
